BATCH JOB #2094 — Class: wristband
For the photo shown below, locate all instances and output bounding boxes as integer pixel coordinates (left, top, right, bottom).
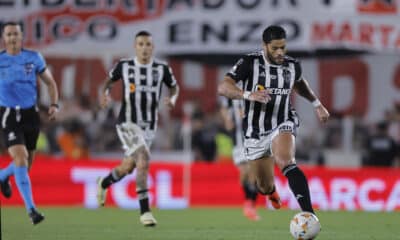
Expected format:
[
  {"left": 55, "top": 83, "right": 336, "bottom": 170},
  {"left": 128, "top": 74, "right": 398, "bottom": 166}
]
[
  {"left": 243, "top": 91, "right": 251, "bottom": 100},
  {"left": 50, "top": 103, "right": 59, "bottom": 109},
  {"left": 312, "top": 99, "right": 321, "bottom": 108},
  {"left": 170, "top": 94, "right": 178, "bottom": 106}
]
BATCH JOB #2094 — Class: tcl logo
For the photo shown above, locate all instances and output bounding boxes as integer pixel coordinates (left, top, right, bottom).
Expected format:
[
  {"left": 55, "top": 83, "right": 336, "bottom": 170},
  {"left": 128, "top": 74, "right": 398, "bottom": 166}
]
[{"left": 71, "top": 168, "right": 188, "bottom": 209}]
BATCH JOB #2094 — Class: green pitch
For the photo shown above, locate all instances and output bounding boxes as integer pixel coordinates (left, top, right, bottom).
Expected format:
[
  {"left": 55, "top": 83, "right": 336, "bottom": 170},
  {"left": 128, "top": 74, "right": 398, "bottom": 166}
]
[{"left": 1, "top": 207, "right": 399, "bottom": 240}]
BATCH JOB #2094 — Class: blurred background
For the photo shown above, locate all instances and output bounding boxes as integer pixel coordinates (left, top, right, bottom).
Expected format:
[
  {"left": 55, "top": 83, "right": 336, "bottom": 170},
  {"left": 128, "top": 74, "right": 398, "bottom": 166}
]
[{"left": 0, "top": 0, "right": 399, "bottom": 211}]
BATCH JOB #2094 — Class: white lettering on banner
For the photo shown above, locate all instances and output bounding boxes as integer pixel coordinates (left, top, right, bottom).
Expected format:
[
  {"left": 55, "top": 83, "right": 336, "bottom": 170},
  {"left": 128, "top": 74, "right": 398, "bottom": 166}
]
[
  {"left": 308, "top": 178, "right": 329, "bottom": 210},
  {"left": 386, "top": 181, "right": 400, "bottom": 211},
  {"left": 71, "top": 167, "right": 187, "bottom": 209},
  {"left": 71, "top": 168, "right": 110, "bottom": 209},
  {"left": 328, "top": 178, "right": 357, "bottom": 210},
  {"left": 6, "top": 0, "right": 399, "bottom": 54},
  {"left": 157, "top": 171, "right": 188, "bottom": 209},
  {"left": 359, "top": 179, "right": 385, "bottom": 211}
]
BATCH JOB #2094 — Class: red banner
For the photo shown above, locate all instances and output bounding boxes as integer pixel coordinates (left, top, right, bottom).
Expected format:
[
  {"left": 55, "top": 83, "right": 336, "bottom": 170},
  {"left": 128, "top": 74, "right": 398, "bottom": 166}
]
[{"left": 1, "top": 156, "right": 399, "bottom": 211}]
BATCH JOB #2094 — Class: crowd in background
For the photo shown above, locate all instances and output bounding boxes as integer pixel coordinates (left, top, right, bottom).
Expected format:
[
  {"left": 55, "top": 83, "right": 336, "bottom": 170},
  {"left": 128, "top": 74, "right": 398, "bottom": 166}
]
[{"left": 0, "top": 94, "right": 399, "bottom": 167}]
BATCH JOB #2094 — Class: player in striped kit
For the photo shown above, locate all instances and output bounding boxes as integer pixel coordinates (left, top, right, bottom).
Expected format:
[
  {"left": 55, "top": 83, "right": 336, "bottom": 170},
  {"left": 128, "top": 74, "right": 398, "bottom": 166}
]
[
  {"left": 220, "top": 95, "right": 281, "bottom": 221},
  {"left": 218, "top": 25, "right": 329, "bottom": 215},
  {"left": 96, "top": 31, "right": 179, "bottom": 227}
]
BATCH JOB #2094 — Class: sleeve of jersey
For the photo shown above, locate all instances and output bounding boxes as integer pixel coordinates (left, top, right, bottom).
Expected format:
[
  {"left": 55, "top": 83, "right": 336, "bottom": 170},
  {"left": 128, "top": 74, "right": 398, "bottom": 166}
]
[
  {"left": 36, "top": 52, "right": 47, "bottom": 74},
  {"left": 109, "top": 61, "right": 122, "bottom": 82},
  {"left": 294, "top": 60, "right": 302, "bottom": 82},
  {"left": 163, "top": 65, "right": 178, "bottom": 88},
  {"left": 226, "top": 56, "right": 251, "bottom": 83}
]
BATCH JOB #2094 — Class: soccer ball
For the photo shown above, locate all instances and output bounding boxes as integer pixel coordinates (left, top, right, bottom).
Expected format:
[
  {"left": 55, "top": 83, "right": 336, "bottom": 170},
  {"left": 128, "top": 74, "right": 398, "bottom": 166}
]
[{"left": 289, "top": 212, "right": 321, "bottom": 240}]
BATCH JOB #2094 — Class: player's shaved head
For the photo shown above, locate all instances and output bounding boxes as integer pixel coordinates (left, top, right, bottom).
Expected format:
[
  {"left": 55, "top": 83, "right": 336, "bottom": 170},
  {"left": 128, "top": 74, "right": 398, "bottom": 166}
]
[
  {"left": 262, "top": 25, "right": 286, "bottom": 43},
  {"left": 135, "top": 30, "right": 151, "bottom": 39}
]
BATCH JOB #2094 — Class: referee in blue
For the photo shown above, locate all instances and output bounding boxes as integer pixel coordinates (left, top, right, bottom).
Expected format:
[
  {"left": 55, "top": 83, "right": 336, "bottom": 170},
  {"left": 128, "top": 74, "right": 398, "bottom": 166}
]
[{"left": 0, "top": 22, "right": 59, "bottom": 225}]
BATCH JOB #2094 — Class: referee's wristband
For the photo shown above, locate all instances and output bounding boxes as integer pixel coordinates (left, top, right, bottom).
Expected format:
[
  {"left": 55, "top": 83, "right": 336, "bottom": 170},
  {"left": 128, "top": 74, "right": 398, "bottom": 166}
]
[
  {"left": 50, "top": 103, "right": 59, "bottom": 109},
  {"left": 243, "top": 91, "right": 251, "bottom": 100},
  {"left": 312, "top": 99, "right": 321, "bottom": 108}
]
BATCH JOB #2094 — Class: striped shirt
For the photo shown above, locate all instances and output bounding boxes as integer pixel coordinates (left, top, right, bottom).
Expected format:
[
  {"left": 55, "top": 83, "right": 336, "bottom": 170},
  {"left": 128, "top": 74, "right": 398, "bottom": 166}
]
[
  {"left": 226, "top": 50, "right": 300, "bottom": 139},
  {"left": 220, "top": 97, "right": 244, "bottom": 147},
  {"left": 109, "top": 57, "right": 177, "bottom": 131}
]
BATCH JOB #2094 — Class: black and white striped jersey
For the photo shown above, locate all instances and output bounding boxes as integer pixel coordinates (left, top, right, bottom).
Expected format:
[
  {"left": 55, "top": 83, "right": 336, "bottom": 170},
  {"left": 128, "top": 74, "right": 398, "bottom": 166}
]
[
  {"left": 226, "top": 50, "right": 300, "bottom": 139},
  {"left": 109, "top": 57, "right": 177, "bottom": 130},
  {"left": 220, "top": 96, "right": 244, "bottom": 147}
]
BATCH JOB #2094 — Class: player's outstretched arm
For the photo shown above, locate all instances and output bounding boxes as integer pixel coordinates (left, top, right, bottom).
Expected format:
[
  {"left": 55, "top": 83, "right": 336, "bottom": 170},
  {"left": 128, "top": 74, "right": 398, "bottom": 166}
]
[
  {"left": 164, "top": 85, "right": 179, "bottom": 108},
  {"left": 293, "top": 78, "right": 330, "bottom": 123},
  {"left": 218, "top": 76, "right": 270, "bottom": 103},
  {"left": 39, "top": 68, "right": 59, "bottom": 120},
  {"left": 100, "top": 78, "right": 115, "bottom": 109}
]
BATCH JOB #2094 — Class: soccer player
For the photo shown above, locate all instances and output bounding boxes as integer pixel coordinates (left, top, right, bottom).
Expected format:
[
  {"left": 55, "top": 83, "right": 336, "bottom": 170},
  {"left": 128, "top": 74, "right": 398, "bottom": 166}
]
[
  {"left": 220, "top": 96, "right": 281, "bottom": 221},
  {"left": 0, "top": 21, "right": 59, "bottom": 225},
  {"left": 96, "top": 31, "right": 179, "bottom": 227},
  {"left": 218, "top": 25, "right": 329, "bottom": 214}
]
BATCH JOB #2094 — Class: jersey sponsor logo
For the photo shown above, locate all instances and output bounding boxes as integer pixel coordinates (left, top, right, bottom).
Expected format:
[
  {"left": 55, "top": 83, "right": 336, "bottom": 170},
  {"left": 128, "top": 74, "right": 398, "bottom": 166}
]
[
  {"left": 256, "top": 84, "right": 265, "bottom": 91},
  {"left": 269, "top": 88, "right": 291, "bottom": 95},
  {"left": 129, "top": 83, "right": 136, "bottom": 93},
  {"left": 133, "top": 85, "right": 158, "bottom": 93}
]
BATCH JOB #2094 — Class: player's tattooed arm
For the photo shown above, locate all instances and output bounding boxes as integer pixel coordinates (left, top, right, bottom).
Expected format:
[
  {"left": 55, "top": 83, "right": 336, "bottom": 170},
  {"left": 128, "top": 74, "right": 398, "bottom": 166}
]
[
  {"left": 218, "top": 76, "right": 244, "bottom": 99},
  {"left": 293, "top": 78, "right": 318, "bottom": 102}
]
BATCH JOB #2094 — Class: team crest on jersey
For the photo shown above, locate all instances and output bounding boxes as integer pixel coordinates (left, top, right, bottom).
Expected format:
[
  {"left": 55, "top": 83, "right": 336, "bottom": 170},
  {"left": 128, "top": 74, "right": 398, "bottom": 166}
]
[
  {"left": 283, "top": 69, "right": 291, "bottom": 83},
  {"left": 24, "top": 63, "right": 34, "bottom": 74},
  {"left": 152, "top": 70, "right": 159, "bottom": 80}
]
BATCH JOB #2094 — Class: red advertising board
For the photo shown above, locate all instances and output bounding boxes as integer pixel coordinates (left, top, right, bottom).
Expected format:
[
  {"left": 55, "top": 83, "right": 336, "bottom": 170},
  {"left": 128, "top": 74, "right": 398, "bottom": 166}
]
[{"left": 1, "top": 156, "right": 399, "bottom": 211}]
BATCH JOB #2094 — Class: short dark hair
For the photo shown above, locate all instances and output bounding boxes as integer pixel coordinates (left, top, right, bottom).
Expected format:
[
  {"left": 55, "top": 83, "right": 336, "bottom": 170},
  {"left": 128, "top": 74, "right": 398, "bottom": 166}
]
[
  {"left": 1, "top": 21, "right": 22, "bottom": 35},
  {"left": 262, "top": 25, "right": 286, "bottom": 43},
  {"left": 135, "top": 30, "right": 151, "bottom": 39}
]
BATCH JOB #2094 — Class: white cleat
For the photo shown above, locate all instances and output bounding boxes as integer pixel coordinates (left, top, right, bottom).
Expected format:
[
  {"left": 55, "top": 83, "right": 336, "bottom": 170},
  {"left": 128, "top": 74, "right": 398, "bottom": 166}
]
[
  {"left": 96, "top": 177, "right": 108, "bottom": 207},
  {"left": 140, "top": 212, "right": 157, "bottom": 227}
]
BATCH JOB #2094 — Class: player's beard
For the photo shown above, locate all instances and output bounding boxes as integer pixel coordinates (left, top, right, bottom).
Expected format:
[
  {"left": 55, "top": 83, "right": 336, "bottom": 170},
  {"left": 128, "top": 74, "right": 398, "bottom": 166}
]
[{"left": 266, "top": 51, "right": 282, "bottom": 65}]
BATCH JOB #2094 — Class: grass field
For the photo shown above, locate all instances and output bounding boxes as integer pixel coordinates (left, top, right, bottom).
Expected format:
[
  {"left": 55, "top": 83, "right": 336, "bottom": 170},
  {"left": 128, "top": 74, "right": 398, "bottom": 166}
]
[{"left": 1, "top": 207, "right": 399, "bottom": 240}]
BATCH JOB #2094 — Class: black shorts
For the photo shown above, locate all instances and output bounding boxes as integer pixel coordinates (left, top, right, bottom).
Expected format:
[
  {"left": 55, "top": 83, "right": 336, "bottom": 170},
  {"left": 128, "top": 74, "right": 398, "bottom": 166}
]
[{"left": 0, "top": 106, "right": 40, "bottom": 151}]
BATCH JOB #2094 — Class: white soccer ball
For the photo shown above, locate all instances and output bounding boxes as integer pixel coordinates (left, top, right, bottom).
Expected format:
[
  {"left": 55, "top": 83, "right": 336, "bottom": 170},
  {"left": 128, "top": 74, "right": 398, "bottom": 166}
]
[{"left": 289, "top": 212, "right": 321, "bottom": 240}]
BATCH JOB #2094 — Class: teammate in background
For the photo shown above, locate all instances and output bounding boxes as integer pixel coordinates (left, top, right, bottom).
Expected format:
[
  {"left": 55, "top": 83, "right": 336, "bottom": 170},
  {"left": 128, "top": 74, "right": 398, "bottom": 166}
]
[
  {"left": 220, "top": 96, "right": 281, "bottom": 221},
  {"left": 96, "top": 31, "right": 179, "bottom": 227},
  {"left": 0, "top": 21, "right": 59, "bottom": 225},
  {"left": 218, "top": 25, "right": 329, "bottom": 215}
]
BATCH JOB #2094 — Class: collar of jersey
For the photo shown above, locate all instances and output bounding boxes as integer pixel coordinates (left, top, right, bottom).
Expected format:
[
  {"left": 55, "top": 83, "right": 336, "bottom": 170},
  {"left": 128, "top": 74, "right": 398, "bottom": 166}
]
[{"left": 134, "top": 57, "right": 153, "bottom": 67}]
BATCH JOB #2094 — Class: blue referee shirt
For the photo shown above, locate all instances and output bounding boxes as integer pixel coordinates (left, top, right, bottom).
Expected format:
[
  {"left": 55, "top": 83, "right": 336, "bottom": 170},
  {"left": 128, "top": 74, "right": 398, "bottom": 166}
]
[{"left": 0, "top": 49, "right": 46, "bottom": 108}]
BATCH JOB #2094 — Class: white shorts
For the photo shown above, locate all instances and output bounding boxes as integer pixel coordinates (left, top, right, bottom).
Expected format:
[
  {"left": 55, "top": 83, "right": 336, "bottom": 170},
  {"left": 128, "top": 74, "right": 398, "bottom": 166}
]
[
  {"left": 244, "top": 121, "right": 297, "bottom": 161},
  {"left": 116, "top": 123, "right": 155, "bottom": 156},
  {"left": 232, "top": 145, "right": 247, "bottom": 165}
]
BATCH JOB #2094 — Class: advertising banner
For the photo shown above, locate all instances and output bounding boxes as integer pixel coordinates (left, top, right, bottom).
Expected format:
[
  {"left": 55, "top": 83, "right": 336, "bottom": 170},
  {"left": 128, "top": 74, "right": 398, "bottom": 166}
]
[
  {"left": 1, "top": 0, "right": 399, "bottom": 56},
  {"left": 1, "top": 156, "right": 399, "bottom": 211}
]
